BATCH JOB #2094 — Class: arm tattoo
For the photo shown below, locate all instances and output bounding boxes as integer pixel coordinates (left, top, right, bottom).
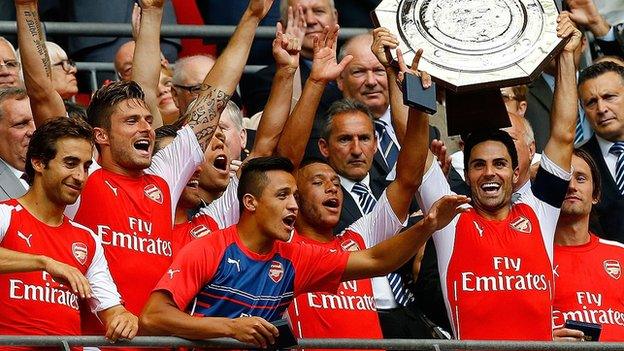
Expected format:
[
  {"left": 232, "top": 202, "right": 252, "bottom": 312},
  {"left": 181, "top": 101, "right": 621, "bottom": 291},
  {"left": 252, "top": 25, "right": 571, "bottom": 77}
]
[
  {"left": 23, "top": 10, "right": 51, "bottom": 78},
  {"left": 185, "top": 84, "right": 231, "bottom": 151}
]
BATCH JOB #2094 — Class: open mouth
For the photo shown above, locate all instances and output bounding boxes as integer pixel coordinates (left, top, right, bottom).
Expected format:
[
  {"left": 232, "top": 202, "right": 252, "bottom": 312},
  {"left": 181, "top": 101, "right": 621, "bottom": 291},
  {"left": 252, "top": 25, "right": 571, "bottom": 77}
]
[
  {"left": 134, "top": 139, "right": 151, "bottom": 153},
  {"left": 213, "top": 154, "right": 228, "bottom": 171},
  {"left": 282, "top": 214, "right": 297, "bottom": 229},
  {"left": 480, "top": 182, "right": 501, "bottom": 194},
  {"left": 322, "top": 198, "right": 340, "bottom": 209},
  {"left": 186, "top": 179, "right": 199, "bottom": 189}
]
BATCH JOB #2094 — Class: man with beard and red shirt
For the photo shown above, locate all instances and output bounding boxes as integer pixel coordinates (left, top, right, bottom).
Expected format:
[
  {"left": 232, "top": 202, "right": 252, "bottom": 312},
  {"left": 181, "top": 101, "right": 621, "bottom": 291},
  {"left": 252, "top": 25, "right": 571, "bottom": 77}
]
[
  {"left": 553, "top": 149, "right": 624, "bottom": 341},
  {"left": 15, "top": 0, "right": 276, "bottom": 346},
  {"left": 410, "top": 14, "right": 580, "bottom": 340}
]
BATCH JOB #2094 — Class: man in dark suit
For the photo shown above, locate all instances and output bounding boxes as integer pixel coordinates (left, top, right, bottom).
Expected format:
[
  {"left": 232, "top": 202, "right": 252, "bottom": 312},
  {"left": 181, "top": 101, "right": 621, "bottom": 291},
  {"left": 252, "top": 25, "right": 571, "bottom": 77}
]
[
  {"left": 0, "top": 87, "right": 35, "bottom": 201},
  {"left": 578, "top": 61, "right": 624, "bottom": 242}
]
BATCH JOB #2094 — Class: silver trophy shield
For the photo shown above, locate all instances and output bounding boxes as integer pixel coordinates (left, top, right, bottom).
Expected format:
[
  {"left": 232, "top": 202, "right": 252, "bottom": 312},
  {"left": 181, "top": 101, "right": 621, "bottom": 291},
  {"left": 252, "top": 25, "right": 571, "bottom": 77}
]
[{"left": 372, "top": 0, "right": 566, "bottom": 92}]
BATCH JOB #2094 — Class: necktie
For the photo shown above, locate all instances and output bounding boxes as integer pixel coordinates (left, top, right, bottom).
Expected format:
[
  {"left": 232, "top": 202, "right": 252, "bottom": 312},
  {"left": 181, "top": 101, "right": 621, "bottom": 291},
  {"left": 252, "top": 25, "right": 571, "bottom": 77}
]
[
  {"left": 574, "top": 106, "right": 585, "bottom": 146},
  {"left": 352, "top": 182, "right": 377, "bottom": 215},
  {"left": 610, "top": 142, "right": 624, "bottom": 195},
  {"left": 374, "top": 120, "right": 399, "bottom": 170},
  {"left": 351, "top": 182, "right": 414, "bottom": 306}
]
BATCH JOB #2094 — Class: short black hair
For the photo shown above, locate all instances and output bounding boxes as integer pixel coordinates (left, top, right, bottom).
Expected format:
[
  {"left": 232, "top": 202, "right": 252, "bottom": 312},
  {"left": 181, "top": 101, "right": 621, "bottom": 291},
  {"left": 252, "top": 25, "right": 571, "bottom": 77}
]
[
  {"left": 322, "top": 99, "right": 375, "bottom": 141},
  {"left": 463, "top": 129, "right": 518, "bottom": 172},
  {"left": 25, "top": 117, "right": 93, "bottom": 184},
  {"left": 64, "top": 101, "right": 88, "bottom": 121},
  {"left": 237, "top": 156, "right": 295, "bottom": 212},
  {"left": 578, "top": 61, "right": 624, "bottom": 87},
  {"left": 299, "top": 156, "right": 331, "bottom": 169},
  {"left": 573, "top": 148, "right": 602, "bottom": 201},
  {"left": 153, "top": 124, "right": 180, "bottom": 155}
]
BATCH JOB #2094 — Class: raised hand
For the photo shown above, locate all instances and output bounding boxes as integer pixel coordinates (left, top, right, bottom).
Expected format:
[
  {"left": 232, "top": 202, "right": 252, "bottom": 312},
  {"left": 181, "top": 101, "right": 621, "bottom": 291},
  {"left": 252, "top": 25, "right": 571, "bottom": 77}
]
[
  {"left": 565, "top": 0, "right": 610, "bottom": 36},
  {"left": 42, "top": 256, "right": 92, "bottom": 299},
  {"left": 309, "top": 24, "right": 353, "bottom": 84},
  {"left": 396, "top": 47, "right": 432, "bottom": 90},
  {"left": 371, "top": 27, "right": 399, "bottom": 67},
  {"left": 286, "top": 5, "right": 306, "bottom": 44},
  {"left": 131, "top": 3, "right": 141, "bottom": 41},
  {"left": 423, "top": 195, "right": 470, "bottom": 232},
  {"left": 430, "top": 139, "right": 451, "bottom": 177},
  {"left": 273, "top": 22, "right": 301, "bottom": 73},
  {"left": 230, "top": 316, "right": 279, "bottom": 348},
  {"left": 247, "top": 0, "right": 275, "bottom": 20},
  {"left": 140, "top": 0, "right": 165, "bottom": 8},
  {"left": 557, "top": 12, "right": 583, "bottom": 54}
]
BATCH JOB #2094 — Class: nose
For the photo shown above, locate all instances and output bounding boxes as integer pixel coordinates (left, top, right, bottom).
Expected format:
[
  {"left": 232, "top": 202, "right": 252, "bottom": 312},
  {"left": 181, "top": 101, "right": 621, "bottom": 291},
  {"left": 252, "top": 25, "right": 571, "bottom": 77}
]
[
  {"left": 483, "top": 163, "right": 496, "bottom": 177},
  {"left": 304, "top": 8, "right": 318, "bottom": 26},
  {"left": 326, "top": 181, "right": 338, "bottom": 194},
  {"left": 350, "top": 138, "right": 363, "bottom": 156},
  {"left": 365, "top": 71, "right": 377, "bottom": 87},
  {"left": 25, "top": 120, "right": 35, "bottom": 138},
  {"left": 287, "top": 194, "right": 299, "bottom": 212},
  {"left": 212, "top": 129, "right": 226, "bottom": 150},
  {"left": 595, "top": 99, "right": 609, "bottom": 114}
]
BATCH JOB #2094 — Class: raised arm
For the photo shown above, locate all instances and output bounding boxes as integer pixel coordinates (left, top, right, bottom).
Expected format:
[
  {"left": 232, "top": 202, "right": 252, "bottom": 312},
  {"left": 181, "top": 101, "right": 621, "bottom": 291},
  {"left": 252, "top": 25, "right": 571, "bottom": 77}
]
[
  {"left": 542, "top": 13, "right": 582, "bottom": 170},
  {"left": 140, "top": 291, "right": 278, "bottom": 347},
  {"left": 0, "top": 246, "right": 91, "bottom": 298},
  {"left": 14, "top": 0, "right": 66, "bottom": 125},
  {"left": 248, "top": 8, "right": 304, "bottom": 159},
  {"left": 184, "top": 0, "right": 274, "bottom": 151},
  {"left": 384, "top": 56, "right": 433, "bottom": 220},
  {"left": 275, "top": 24, "right": 352, "bottom": 167},
  {"left": 342, "top": 194, "right": 469, "bottom": 282},
  {"left": 131, "top": 0, "right": 164, "bottom": 128}
]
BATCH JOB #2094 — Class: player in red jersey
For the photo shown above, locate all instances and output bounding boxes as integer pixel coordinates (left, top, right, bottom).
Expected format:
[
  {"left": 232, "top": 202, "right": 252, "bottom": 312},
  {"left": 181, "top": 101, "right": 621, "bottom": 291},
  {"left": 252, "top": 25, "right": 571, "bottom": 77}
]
[
  {"left": 269, "top": 31, "right": 431, "bottom": 343},
  {"left": 0, "top": 117, "right": 136, "bottom": 350},
  {"left": 15, "top": 0, "right": 278, "bottom": 346},
  {"left": 140, "top": 156, "right": 469, "bottom": 348},
  {"left": 553, "top": 149, "right": 624, "bottom": 341},
  {"left": 407, "top": 14, "right": 581, "bottom": 340}
]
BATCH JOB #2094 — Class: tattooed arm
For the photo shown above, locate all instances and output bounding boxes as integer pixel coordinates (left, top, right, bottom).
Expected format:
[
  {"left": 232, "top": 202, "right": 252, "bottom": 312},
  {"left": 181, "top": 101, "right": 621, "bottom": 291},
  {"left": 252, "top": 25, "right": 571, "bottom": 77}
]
[
  {"left": 131, "top": 0, "right": 165, "bottom": 128},
  {"left": 183, "top": 0, "right": 274, "bottom": 151},
  {"left": 15, "top": 0, "right": 66, "bottom": 126}
]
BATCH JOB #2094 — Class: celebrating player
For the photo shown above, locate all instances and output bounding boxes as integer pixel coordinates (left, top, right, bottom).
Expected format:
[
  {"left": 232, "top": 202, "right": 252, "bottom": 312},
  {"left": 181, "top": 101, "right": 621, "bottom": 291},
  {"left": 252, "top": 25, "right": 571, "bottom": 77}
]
[
  {"left": 139, "top": 156, "right": 468, "bottom": 348},
  {"left": 0, "top": 118, "right": 136, "bottom": 348},
  {"left": 409, "top": 14, "right": 581, "bottom": 340}
]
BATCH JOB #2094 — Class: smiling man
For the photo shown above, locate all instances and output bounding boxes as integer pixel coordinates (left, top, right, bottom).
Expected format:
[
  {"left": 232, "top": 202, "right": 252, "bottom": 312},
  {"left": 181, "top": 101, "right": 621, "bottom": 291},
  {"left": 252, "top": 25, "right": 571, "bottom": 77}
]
[
  {"left": 410, "top": 15, "right": 580, "bottom": 340},
  {"left": 578, "top": 61, "right": 624, "bottom": 243}
]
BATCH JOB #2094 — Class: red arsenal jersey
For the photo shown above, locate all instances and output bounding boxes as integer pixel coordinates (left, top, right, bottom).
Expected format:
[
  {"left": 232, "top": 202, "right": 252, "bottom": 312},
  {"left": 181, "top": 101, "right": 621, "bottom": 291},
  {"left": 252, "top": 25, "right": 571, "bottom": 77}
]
[
  {"left": 172, "top": 214, "right": 219, "bottom": 255},
  {"left": 0, "top": 200, "right": 120, "bottom": 351},
  {"left": 554, "top": 234, "right": 624, "bottom": 340},
  {"left": 417, "top": 155, "right": 571, "bottom": 340},
  {"left": 287, "top": 192, "right": 403, "bottom": 350},
  {"left": 68, "top": 126, "right": 203, "bottom": 347}
]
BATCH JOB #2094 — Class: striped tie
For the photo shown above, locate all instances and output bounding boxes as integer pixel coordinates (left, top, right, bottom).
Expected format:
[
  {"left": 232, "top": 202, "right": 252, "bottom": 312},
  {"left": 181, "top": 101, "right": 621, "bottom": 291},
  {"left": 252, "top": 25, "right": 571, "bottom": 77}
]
[
  {"left": 351, "top": 182, "right": 414, "bottom": 306},
  {"left": 374, "top": 120, "right": 400, "bottom": 170},
  {"left": 610, "top": 142, "right": 624, "bottom": 195},
  {"left": 352, "top": 182, "right": 377, "bottom": 215},
  {"left": 574, "top": 107, "right": 585, "bottom": 145}
]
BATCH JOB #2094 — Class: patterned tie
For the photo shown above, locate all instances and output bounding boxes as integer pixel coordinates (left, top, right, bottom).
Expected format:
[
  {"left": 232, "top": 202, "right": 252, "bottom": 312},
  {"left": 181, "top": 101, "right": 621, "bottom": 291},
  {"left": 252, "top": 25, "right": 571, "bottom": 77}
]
[
  {"left": 374, "top": 120, "right": 400, "bottom": 170},
  {"left": 610, "top": 142, "right": 624, "bottom": 195},
  {"left": 574, "top": 106, "right": 585, "bottom": 146},
  {"left": 352, "top": 182, "right": 377, "bottom": 215},
  {"left": 351, "top": 182, "right": 414, "bottom": 306}
]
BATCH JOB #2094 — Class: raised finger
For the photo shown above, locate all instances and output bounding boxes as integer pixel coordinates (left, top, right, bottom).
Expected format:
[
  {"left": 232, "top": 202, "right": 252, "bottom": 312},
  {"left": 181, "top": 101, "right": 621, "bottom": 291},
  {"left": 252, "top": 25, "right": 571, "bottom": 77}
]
[
  {"left": 287, "top": 6, "right": 294, "bottom": 28},
  {"left": 396, "top": 48, "right": 407, "bottom": 72},
  {"left": 421, "top": 71, "right": 432, "bottom": 89},
  {"left": 412, "top": 48, "right": 424, "bottom": 71},
  {"left": 327, "top": 24, "right": 340, "bottom": 49}
]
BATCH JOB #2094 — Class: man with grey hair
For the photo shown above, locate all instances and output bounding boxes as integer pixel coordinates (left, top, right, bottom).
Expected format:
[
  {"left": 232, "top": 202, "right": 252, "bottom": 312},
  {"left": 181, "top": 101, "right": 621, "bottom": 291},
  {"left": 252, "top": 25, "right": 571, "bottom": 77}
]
[
  {"left": 170, "top": 54, "right": 216, "bottom": 117},
  {"left": 0, "top": 37, "right": 21, "bottom": 88},
  {"left": 0, "top": 87, "right": 35, "bottom": 200},
  {"left": 241, "top": 0, "right": 342, "bottom": 125}
]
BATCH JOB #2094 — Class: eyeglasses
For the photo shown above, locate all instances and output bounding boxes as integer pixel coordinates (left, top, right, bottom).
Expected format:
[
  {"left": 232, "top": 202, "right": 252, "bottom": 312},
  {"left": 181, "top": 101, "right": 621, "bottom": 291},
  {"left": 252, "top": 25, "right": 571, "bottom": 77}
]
[
  {"left": 0, "top": 60, "right": 20, "bottom": 70},
  {"left": 501, "top": 93, "right": 518, "bottom": 102},
  {"left": 174, "top": 83, "right": 203, "bottom": 95},
  {"left": 52, "top": 59, "right": 76, "bottom": 73}
]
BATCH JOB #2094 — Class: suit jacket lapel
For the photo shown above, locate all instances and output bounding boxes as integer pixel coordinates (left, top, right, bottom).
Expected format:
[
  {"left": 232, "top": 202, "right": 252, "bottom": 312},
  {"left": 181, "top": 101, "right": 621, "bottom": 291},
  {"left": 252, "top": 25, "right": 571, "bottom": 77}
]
[
  {"left": 0, "top": 160, "right": 26, "bottom": 199},
  {"left": 340, "top": 185, "right": 362, "bottom": 220}
]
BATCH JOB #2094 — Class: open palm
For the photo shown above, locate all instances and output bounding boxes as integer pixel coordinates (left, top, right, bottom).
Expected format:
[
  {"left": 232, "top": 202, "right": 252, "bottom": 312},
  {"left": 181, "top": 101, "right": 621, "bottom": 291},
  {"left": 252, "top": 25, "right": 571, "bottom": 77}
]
[{"left": 310, "top": 25, "right": 352, "bottom": 83}]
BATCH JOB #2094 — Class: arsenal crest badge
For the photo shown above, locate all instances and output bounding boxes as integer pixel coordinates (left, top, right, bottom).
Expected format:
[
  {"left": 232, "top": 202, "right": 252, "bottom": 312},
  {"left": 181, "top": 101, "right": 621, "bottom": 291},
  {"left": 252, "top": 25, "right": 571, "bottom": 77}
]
[
  {"left": 604, "top": 260, "right": 621, "bottom": 280},
  {"left": 144, "top": 184, "right": 164, "bottom": 204},
  {"left": 340, "top": 239, "right": 360, "bottom": 252},
  {"left": 510, "top": 216, "right": 532, "bottom": 234},
  {"left": 190, "top": 225, "right": 211, "bottom": 238},
  {"left": 72, "top": 242, "right": 88, "bottom": 265},
  {"left": 269, "top": 261, "right": 284, "bottom": 283}
]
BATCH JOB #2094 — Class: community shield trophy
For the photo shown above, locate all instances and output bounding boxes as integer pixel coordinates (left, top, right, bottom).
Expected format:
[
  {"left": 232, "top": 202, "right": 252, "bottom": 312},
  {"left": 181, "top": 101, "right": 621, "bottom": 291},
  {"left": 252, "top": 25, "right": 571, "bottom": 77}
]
[{"left": 372, "top": 0, "right": 566, "bottom": 92}]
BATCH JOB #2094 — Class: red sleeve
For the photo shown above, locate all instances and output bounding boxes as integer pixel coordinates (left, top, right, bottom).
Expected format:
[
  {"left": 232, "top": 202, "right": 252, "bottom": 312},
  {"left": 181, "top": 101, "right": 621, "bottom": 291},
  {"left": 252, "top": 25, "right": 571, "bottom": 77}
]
[
  {"left": 153, "top": 235, "right": 223, "bottom": 310},
  {"left": 291, "top": 242, "right": 350, "bottom": 296}
]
